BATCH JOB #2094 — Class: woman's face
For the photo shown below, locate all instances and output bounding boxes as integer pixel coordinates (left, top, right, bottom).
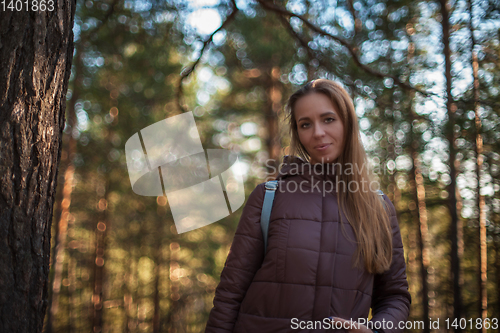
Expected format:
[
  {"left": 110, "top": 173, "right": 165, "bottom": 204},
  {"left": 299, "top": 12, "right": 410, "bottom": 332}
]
[{"left": 294, "top": 93, "right": 345, "bottom": 164}]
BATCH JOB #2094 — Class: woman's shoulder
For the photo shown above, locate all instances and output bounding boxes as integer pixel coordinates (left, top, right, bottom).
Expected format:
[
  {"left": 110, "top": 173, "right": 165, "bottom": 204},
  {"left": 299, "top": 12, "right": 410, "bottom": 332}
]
[
  {"left": 245, "top": 179, "right": 286, "bottom": 207},
  {"left": 244, "top": 182, "right": 267, "bottom": 206}
]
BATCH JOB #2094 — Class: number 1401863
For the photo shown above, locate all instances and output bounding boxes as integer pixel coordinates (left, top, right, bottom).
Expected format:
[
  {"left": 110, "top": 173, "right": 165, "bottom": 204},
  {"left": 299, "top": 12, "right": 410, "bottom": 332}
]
[
  {"left": 445, "top": 318, "right": 499, "bottom": 330},
  {"left": 1, "top": 0, "right": 55, "bottom": 12}
]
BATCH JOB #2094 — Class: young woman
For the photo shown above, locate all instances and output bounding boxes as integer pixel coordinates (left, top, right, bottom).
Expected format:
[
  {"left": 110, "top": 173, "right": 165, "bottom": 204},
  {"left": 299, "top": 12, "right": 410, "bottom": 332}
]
[{"left": 205, "top": 79, "right": 411, "bottom": 332}]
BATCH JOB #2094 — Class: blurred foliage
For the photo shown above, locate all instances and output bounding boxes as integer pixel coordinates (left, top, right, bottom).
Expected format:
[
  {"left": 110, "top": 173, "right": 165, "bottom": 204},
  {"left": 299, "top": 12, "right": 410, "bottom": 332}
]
[{"left": 44, "top": 0, "right": 500, "bottom": 332}]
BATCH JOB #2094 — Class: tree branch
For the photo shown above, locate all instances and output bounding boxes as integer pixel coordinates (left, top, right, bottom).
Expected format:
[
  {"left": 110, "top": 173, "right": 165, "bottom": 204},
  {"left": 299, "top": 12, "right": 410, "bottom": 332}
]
[
  {"left": 277, "top": 14, "right": 325, "bottom": 70},
  {"left": 346, "top": 0, "right": 362, "bottom": 34},
  {"left": 176, "top": 0, "right": 239, "bottom": 113},
  {"left": 82, "top": 0, "right": 121, "bottom": 43},
  {"left": 278, "top": 15, "right": 428, "bottom": 121},
  {"left": 256, "top": 0, "right": 433, "bottom": 97}
]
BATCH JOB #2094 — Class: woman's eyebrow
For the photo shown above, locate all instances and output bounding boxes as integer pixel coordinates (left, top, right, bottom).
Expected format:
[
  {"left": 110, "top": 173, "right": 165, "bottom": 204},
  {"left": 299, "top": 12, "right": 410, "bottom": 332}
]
[{"left": 297, "top": 111, "right": 336, "bottom": 122}]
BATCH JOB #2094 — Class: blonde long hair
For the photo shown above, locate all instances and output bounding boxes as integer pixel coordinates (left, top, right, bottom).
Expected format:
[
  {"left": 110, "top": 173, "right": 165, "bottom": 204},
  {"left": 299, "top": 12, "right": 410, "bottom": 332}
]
[{"left": 285, "top": 79, "right": 392, "bottom": 274}]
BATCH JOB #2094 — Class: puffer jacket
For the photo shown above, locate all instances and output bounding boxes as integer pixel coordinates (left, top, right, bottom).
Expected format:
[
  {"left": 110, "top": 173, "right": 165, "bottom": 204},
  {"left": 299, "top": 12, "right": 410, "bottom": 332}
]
[{"left": 206, "top": 156, "right": 410, "bottom": 332}]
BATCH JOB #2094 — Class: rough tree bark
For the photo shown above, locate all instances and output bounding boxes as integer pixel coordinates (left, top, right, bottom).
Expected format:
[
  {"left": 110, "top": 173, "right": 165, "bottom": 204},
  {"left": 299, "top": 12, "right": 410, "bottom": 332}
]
[
  {"left": 0, "top": 2, "right": 76, "bottom": 332},
  {"left": 45, "top": 45, "right": 79, "bottom": 333}
]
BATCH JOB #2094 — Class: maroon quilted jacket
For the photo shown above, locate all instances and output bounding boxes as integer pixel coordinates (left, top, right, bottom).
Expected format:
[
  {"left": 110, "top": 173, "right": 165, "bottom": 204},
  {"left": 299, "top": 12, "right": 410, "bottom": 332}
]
[{"left": 206, "top": 156, "right": 410, "bottom": 332}]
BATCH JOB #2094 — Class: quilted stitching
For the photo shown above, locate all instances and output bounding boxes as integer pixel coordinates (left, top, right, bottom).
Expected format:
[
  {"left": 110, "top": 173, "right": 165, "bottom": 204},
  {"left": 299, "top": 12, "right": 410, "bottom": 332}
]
[{"left": 206, "top": 157, "right": 410, "bottom": 333}]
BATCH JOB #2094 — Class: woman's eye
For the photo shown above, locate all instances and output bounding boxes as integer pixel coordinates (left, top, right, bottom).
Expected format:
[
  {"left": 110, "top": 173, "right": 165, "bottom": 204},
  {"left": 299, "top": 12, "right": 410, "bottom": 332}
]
[
  {"left": 325, "top": 117, "right": 334, "bottom": 123},
  {"left": 300, "top": 122, "right": 310, "bottom": 128}
]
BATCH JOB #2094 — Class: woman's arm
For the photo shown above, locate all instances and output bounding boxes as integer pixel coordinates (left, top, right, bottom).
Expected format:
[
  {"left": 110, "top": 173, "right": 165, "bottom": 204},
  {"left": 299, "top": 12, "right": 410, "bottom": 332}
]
[
  {"left": 369, "top": 195, "right": 411, "bottom": 333},
  {"left": 205, "top": 183, "right": 266, "bottom": 333}
]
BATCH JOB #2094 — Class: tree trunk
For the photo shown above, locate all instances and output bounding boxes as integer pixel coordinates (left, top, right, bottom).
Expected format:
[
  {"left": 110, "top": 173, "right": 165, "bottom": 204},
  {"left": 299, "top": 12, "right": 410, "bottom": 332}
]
[
  {"left": 265, "top": 66, "right": 282, "bottom": 175},
  {"left": 123, "top": 256, "right": 138, "bottom": 333},
  {"left": 496, "top": 239, "right": 500, "bottom": 318},
  {"left": 474, "top": 41, "right": 488, "bottom": 333},
  {"left": 153, "top": 207, "right": 166, "bottom": 333},
  {"left": 468, "top": 0, "right": 488, "bottom": 326},
  {"left": 406, "top": 26, "right": 431, "bottom": 330},
  {"left": 439, "top": 0, "right": 463, "bottom": 326},
  {"left": 412, "top": 153, "right": 431, "bottom": 330},
  {"left": 0, "top": 3, "right": 76, "bottom": 332},
  {"left": 92, "top": 178, "right": 110, "bottom": 333},
  {"left": 153, "top": 257, "right": 162, "bottom": 333},
  {"left": 46, "top": 75, "right": 78, "bottom": 331},
  {"left": 168, "top": 242, "right": 179, "bottom": 333}
]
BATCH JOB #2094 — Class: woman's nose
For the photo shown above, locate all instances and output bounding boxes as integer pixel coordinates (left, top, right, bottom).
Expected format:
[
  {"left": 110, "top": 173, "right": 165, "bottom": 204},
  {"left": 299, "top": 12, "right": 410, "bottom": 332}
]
[{"left": 313, "top": 124, "right": 325, "bottom": 137}]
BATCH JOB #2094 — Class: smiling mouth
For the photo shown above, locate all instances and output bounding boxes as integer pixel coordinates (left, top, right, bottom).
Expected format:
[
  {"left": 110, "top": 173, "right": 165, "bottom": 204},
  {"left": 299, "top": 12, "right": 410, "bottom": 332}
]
[{"left": 315, "top": 144, "right": 331, "bottom": 150}]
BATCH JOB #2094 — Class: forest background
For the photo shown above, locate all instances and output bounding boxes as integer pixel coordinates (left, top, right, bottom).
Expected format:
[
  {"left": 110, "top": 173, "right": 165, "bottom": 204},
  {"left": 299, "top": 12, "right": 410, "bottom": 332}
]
[{"left": 3, "top": 0, "right": 499, "bottom": 332}]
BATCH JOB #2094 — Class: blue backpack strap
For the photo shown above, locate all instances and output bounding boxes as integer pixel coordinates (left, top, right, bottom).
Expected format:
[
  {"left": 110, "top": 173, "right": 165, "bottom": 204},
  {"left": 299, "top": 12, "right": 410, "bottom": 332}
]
[
  {"left": 377, "top": 189, "right": 386, "bottom": 208},
  {"left": 260, "top": 180, "right": 279, "bottom": 254}
]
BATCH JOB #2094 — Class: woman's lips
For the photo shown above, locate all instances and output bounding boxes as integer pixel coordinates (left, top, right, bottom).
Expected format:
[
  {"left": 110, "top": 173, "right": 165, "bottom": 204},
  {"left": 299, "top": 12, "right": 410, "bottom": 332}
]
[{"left": 314, "top": 144, "right": 331, "bottom": 151}]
